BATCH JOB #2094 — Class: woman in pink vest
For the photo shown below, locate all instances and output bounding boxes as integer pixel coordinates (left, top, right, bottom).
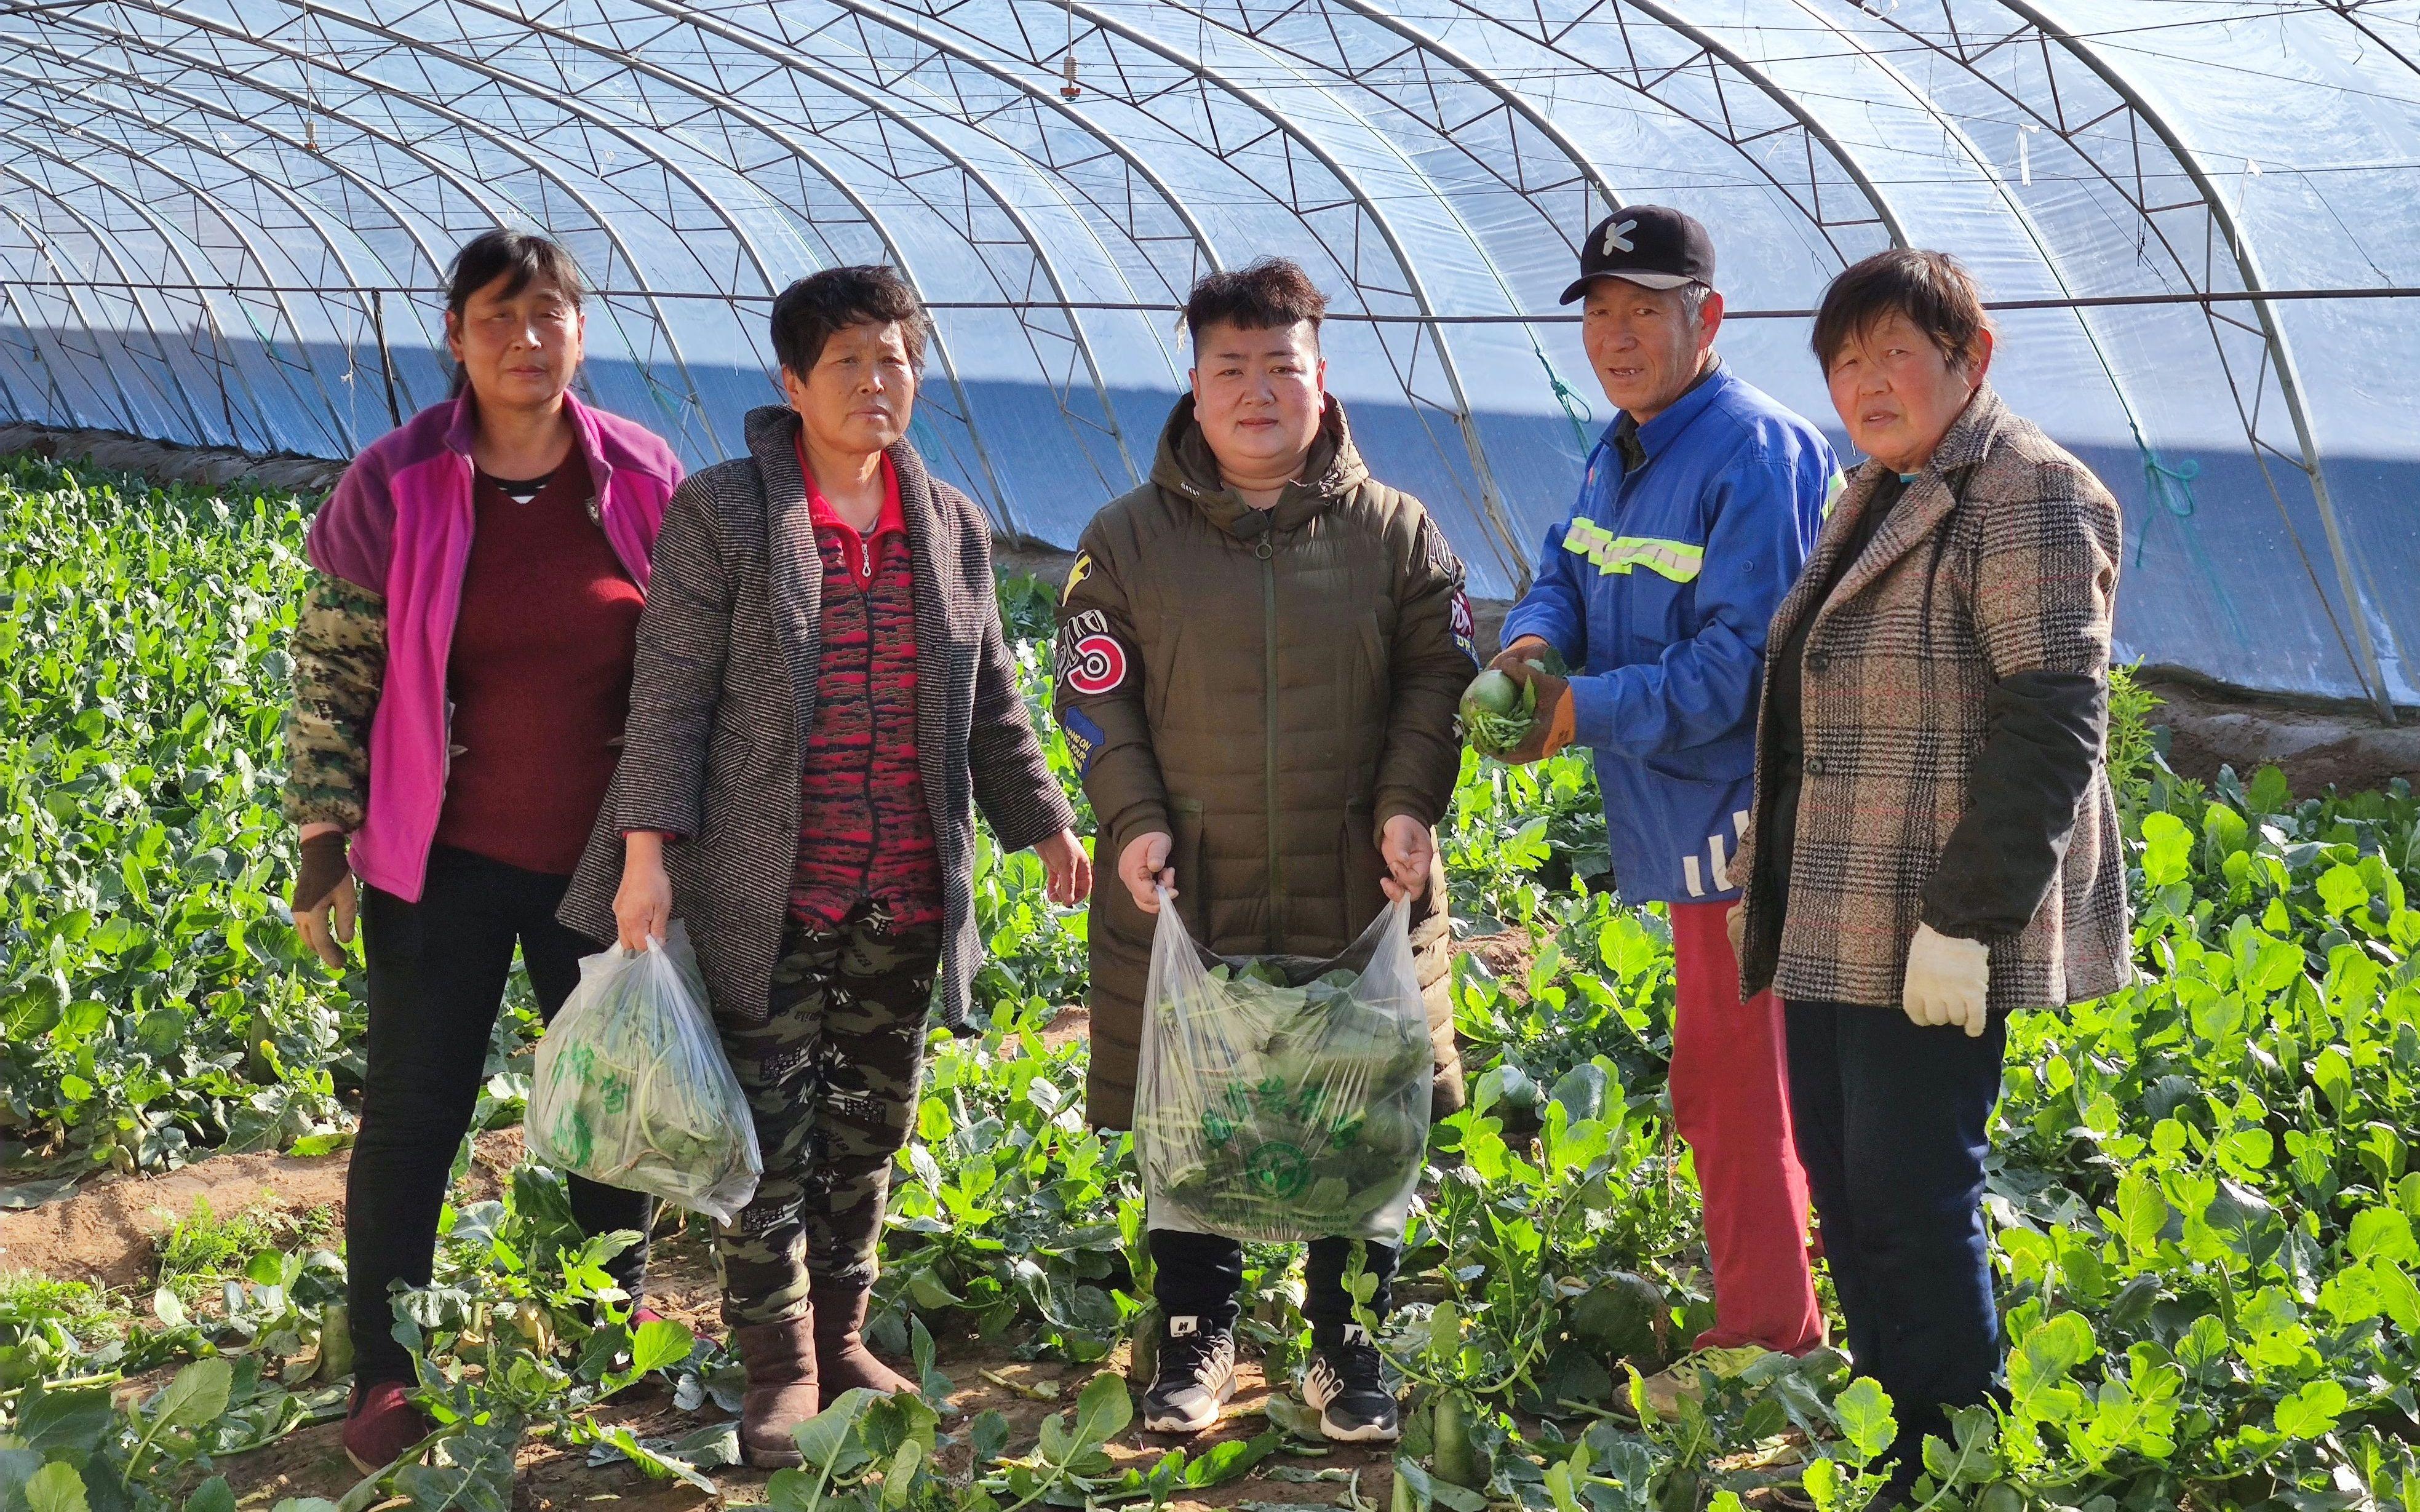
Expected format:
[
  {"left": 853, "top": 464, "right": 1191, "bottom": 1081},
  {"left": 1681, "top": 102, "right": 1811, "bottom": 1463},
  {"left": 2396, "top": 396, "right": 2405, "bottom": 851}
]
[{"left": 279, "top": 230, "right": 683, "bottom": 1472}]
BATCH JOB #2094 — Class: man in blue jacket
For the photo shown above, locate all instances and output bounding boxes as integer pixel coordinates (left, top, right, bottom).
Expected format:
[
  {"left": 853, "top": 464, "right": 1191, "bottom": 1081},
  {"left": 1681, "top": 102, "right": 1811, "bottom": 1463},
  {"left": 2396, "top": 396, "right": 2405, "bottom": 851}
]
[{"left": 1489, "top": 206, "right": 1839, "bottom": 1390}]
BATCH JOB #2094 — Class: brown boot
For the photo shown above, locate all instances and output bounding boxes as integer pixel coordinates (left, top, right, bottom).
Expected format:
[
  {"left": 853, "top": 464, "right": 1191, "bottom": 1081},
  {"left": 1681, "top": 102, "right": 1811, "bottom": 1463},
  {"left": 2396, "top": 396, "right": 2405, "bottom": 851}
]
[
  {"left": 733, "top": 1315, "right": 819, "bottom": 1468},
  {"left": 809, "top": 1276, "right": 917, "bottom": 1396}
]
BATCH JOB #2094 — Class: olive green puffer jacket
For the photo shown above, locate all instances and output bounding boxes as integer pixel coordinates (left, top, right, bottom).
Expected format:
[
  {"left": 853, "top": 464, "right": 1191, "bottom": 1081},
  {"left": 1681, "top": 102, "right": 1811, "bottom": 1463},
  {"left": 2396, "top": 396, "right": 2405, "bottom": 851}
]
[{"left": 1054, "top": 395, "right": 1476, "bottom": 1130}]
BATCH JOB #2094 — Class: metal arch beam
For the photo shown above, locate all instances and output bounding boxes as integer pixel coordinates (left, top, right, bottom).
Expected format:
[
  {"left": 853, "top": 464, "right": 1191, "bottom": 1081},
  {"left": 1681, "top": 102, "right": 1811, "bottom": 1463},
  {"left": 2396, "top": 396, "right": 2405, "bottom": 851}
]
[
  {"left": 1616, "top": 0, "right": 1911, "bottom": 251},
  {"left": 0, "top": 109, "right": 231, "bottom": 443},
  {"left": 0, "top": 33, "right": 451, "bottom": 282},
  {"left": 1105, "top": 5, "right": 1549, "bottom": 578},
  {"left": 0, "top": 105, "right": 362, "bottom": 452},
  {"left": 123, "top": 0, "right": 730, "bottom": 456},
  {"left": 1310, "top": 0, "right": 1626, "bottom": 226},
  {"left": 0, "top": 54, "right": 427, "bottom": 424},
  {"left": 29, "top": 6, "right": 567, "bottom": 408},
  {"left": 798, "top": 0, "right": 1226, "bottom": 279},
  {"left": 610, "top": 0, "right": 1146, "bottom": 490},
  {"left": 289, "top": 0, "right": 787, "bottom": 306},
  {"left": 1997, "top": 0, "right": 2395, "bottom": 718},
  {"left": 279, "top": 0, "right": 818, "bottom": 451},
  {"left": 82, "top": 0, "right": 729, "bottom": 460},
  {"left": 1415, "top": 0, "right": 1911, "bottom": 255},
  {"left": 0, "top": 273, "right": 39, "bottom": 418},
  {"left": 2, "top": 71, "right": 441, "bottom": 431},
  {"left": 0, "top": 190, "right": 148, "bottom": 434},
  {"left": 0, "top": 135, "right": 233, "bottom": 445},
  {"left": 2315, "top": 2, "right": 2420, "bottom": 80},
  {"left": 0, "top": 153, "right": 221, "bottom": 438},
  {"left": 1039, "top": 0, "right": 1526, "bottom": 583},
  {"left": 426, "top": 0, "right": 1021, "bottom": 528},
  {"left": 1753, "top": 1, "right": 2155, "bottom": 449},
  {"left": 0, "top": 31, "right": 475, "bottom": 419},
  {"left": 0, "top": 265, "right": 74, "bottom": 423},
  {"left": 1830, "top": 2, "right": 2345, "bottom": 667}
]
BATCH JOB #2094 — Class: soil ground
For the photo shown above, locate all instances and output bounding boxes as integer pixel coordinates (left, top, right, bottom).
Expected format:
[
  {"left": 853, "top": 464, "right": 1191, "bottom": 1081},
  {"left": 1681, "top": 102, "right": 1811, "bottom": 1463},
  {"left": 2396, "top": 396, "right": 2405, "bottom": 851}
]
[{"left": 1, "top": 1110, "right": 1393, "bottom": 1511}]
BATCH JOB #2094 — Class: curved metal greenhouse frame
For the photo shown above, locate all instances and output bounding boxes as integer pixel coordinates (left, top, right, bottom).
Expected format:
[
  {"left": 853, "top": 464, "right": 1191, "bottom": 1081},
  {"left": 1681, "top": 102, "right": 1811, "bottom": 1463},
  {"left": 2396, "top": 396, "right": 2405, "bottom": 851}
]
[{"left": 0, "top": 0, "right": 2413, "bottom": 709}]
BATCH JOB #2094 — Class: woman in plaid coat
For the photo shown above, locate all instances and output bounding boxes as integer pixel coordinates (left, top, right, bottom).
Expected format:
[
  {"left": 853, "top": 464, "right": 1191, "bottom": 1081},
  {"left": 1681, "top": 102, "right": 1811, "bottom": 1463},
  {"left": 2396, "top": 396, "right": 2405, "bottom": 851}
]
[{"left": 1731, "top": 249, "right": 2130, "bottom": 1497}]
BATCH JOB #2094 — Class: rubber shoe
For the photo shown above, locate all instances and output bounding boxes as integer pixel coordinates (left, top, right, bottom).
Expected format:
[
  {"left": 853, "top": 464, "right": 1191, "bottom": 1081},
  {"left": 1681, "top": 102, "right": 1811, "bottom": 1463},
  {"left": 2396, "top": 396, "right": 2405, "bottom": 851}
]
[
  {"left": 1304, "top": 1323, "right": 1398, "bottom": 1442},
  {"left": 1142, "top": 1315, "right": 1236, "bottom": 1434},
  {"left": 342, "top": 1380, "right": 429, "bottom": 1474}
]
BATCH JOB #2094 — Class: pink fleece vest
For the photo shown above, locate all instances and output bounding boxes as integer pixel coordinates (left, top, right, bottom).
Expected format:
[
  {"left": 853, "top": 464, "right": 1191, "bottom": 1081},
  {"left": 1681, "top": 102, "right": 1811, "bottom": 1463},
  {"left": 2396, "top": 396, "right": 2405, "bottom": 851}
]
[{"left": 303, "top": 391, "right": 681, "bottom": 902}]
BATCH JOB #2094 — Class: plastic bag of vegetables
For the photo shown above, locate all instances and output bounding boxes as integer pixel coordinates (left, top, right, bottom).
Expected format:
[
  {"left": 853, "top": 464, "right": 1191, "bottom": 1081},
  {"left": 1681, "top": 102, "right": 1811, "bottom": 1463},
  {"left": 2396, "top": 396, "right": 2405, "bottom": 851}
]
[
  {"left": 1136, "top": 891, "right": 1431, "bottom": 1243},
  {"left": 528, "top": 921, "right": 762, "bottom": 1224}
]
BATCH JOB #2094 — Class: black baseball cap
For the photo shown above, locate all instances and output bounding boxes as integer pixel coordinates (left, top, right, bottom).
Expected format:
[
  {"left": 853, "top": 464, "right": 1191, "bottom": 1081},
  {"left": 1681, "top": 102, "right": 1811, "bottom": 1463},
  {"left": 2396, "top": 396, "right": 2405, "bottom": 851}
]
[{"left": 1559, "top": 205, "right": 1717, "bottom": 304}]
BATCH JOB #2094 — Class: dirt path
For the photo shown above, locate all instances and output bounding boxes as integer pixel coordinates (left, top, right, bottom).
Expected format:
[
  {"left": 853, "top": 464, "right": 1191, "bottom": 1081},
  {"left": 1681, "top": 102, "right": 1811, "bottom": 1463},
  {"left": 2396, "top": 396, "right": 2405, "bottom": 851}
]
[
  {"left": 202, "top": 1321, "right": 1390, "bottom": 1511},
  {"left": 0, "top": 1131, "right": 525, "bottom": 1291},
  {"left": 9, "top": 1132, "right": 1390, "bottom": 1510}
]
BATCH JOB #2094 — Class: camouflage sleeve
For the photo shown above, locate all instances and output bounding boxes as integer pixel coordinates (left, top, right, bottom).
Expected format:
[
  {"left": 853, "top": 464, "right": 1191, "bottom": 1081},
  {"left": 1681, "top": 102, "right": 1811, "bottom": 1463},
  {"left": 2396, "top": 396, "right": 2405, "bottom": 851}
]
[{"left": 282, "top": 571, "right": 387, "bottom": 829}]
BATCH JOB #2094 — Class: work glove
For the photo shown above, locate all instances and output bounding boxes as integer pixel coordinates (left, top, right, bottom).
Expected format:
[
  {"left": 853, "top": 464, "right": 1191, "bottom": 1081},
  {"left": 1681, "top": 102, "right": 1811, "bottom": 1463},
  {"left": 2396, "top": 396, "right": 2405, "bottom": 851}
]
[
  {"left": 1903, "top": 923, "right": 1989, "bottom": 1037},
  {"left": 1485, "top": 635, "right": 1553, "bottom": 682},
  {"left": 1500, "top": 658, "right": 1577, "bottom": 759},
  {"left": 1492, "top": 639, "right": 1576, "bottom": 765}
]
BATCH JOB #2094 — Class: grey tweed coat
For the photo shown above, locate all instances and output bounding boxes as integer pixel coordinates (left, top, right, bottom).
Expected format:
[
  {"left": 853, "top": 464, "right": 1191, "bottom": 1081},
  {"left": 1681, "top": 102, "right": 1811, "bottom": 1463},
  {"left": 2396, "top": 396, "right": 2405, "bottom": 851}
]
[
  {"left": 559, "top": 405, "right": 1076, "bottom": 1029},
  {"left": 1733, "top": 383, "right": 2133, "bottom": 1014}
]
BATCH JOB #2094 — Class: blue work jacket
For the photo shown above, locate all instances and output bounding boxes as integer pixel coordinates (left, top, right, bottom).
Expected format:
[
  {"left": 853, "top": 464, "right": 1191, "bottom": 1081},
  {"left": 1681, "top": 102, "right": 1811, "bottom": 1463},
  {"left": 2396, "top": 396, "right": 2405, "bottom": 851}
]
[{"left": 1500, "top": 360, "right": 1838, "bottom": 903}]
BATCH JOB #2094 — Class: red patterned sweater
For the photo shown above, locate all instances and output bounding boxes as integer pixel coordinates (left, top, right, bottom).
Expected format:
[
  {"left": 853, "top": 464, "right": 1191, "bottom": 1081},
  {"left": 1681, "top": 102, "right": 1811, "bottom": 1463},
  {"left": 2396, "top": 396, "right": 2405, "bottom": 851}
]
[{"left": 792, "top": 448, "right": 944, "bottom": 932}]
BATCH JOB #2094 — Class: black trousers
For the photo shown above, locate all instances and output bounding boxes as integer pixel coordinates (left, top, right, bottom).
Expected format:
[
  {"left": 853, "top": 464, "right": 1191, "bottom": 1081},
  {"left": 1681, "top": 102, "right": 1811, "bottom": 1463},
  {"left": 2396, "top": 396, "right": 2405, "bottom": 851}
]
[
  {"left": 349, "top": 845, "right": 655, "bottom": 1385},
  {"left": 1149, "top": 1228, "right": 1398, "bottom": 1339},
  {"left": 1785, "top": 998, "right": 2009, "bottom": 1486}
]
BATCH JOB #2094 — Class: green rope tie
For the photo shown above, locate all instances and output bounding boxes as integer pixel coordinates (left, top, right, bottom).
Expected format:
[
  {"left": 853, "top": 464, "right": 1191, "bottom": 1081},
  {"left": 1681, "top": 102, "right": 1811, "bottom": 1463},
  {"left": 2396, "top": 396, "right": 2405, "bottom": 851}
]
[
  {"left": 2133, "top": 426, "right": 2202, "bottom": 568},
  {"left": 1533, "top": 336, "right": 1594, "bottom": 456}
]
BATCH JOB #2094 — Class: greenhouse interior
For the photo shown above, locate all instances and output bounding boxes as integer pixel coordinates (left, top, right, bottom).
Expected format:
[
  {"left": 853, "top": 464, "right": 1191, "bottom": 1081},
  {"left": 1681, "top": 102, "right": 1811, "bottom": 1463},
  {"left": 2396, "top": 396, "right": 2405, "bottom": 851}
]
[
  {"left": 12, "top": 4, "right": 2420, "bottom": 1508},
  {"left": 0, "top": 0, "right": 2411, "bottom": 711}
]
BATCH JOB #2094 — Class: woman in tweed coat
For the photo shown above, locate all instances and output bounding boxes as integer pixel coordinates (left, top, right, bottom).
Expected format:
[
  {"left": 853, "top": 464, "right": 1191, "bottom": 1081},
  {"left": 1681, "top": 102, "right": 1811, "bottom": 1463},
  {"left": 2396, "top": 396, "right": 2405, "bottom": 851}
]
[
  {"left": 559, "top": 267, "right": 1086, "bottom": 1466},
  {"left": 1730, "top": 250, "right": 2129, "bottom": 1497}
]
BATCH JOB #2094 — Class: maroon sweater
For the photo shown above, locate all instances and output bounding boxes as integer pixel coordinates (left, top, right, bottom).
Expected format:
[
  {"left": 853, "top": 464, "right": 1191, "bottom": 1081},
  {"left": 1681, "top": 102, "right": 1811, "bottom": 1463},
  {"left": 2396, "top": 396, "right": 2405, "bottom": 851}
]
[
  {"left": 434, "top": 460, "right": 644, "bottom": 876},
  {"left": 792, "top": 452, "right": 944, "bottom": 931}
]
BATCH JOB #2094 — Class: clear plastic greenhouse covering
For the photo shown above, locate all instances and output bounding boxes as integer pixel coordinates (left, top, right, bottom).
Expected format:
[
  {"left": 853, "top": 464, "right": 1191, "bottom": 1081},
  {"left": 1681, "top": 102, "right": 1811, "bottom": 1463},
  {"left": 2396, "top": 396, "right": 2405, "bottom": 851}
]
[{"left": 0, "top": 0, "right": 2413, "bottom": 709}]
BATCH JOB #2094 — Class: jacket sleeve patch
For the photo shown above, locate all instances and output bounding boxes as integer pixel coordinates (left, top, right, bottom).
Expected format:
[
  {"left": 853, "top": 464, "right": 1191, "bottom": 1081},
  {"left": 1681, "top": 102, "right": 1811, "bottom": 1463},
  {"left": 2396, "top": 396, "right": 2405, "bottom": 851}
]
[
  {"left": 1054, "top": 608, "right": 1129, "bottom": 696},
  {"left": 1062, "top": 551, "right": 1094, "bottom": 604},
  {"left": 1060, "top": 706, "right": 1106, "bottom": 776},
  {"left": 1450, "top": 589, "right": 1478, "bottom": 662}
]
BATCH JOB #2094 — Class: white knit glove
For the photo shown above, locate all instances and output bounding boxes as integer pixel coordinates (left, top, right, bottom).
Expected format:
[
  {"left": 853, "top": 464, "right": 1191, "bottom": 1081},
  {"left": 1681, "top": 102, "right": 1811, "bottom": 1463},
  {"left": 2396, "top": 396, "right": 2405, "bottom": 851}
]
[{"left": 1903, "top": 924, "right": 1990, "bottom": 1037}]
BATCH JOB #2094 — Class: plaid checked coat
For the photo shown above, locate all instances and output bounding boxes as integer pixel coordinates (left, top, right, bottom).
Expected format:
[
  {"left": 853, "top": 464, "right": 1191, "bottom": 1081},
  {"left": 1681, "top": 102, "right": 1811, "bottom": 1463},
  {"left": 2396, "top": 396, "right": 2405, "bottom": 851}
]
[
  {"left": 1733, "top": 383, "right": 2133, "bottom": 1014},
  {"left": 559, "top": 405, "right": 1075, "bottom": 1030}
]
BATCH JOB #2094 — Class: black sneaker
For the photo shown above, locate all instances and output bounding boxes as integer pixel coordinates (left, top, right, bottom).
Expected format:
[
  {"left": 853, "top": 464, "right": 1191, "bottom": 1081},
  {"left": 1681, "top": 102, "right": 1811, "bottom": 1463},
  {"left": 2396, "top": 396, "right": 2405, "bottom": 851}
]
[
  {"left": 1142, "top": 1315, "right": 1236, "bottom": 1434},
  {"left": 1304, "top": 1322, "right": 1398, "bottom": 1442}
]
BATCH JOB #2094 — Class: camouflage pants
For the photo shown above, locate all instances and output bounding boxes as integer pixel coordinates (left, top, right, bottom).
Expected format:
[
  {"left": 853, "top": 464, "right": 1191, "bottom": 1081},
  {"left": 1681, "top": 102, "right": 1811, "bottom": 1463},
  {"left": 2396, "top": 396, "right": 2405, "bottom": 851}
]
[{"left": 717, "top": 910, "right": 942, "bottom": 1327}]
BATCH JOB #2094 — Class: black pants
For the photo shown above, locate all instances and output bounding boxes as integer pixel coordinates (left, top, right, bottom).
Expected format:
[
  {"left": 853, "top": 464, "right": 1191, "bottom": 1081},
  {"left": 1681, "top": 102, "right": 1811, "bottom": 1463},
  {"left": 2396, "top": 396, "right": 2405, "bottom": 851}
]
[
  {"left": 1149, "top": 1229, "right": 1397, "bottom": 1339},
  {"left": 350, "top": 845, "right": 656, "bottom": 1385},
  {"left": 1785, "top": 998, "right": 2009, "bottom": 1486}
]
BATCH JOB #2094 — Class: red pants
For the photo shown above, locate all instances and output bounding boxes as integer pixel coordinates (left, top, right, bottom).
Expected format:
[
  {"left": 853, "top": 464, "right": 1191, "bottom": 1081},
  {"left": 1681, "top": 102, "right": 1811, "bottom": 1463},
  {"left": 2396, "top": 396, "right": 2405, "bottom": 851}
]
[{"left": 1668, "top": 901, "right": 1822, "bottom": 1355}]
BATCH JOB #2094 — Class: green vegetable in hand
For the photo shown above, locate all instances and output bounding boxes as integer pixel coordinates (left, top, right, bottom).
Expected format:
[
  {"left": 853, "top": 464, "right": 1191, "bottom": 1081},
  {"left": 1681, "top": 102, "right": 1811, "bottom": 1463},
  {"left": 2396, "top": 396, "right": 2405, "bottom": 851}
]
[
  {"left": 1459, "top": 648, "right": 1566, "bottom": 757},
  {"left": 1467, "top": 669, "right": 1519, "bottom": 715}
]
